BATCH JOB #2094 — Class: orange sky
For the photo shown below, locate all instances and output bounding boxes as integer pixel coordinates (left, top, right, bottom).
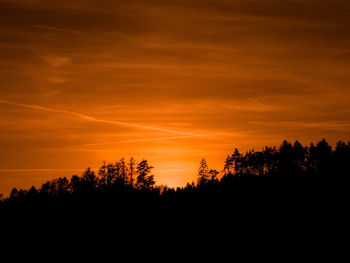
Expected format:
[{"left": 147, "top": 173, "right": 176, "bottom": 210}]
[{"left": 1, "top": 0, "right": 350, "bottom": 195}]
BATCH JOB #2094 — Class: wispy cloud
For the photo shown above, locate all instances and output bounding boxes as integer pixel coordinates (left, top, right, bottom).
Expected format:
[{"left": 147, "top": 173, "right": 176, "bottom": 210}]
[
  {"left": 249, "top": 121, "right": 350, "bottom": 131},
  {"left": 247, "top": 97, "right": 267, "bottom": 107},
  {"left": 47, "top": 76, "right": 68, "bottom": 84},
  {"left": 72, "top": 134, "right": 210, "bottom": 148},
  {"left": 0, "top": 168, "right": 86, "bottom": 172},
  {"left": 0, "top": 99, "right": 200, "bottom": 136},
  {"left": 40, "top": 55, "right": 71, "bottom": 67},
  {"left": 34, "top": 25, "right": 82, "bottom": 34}
]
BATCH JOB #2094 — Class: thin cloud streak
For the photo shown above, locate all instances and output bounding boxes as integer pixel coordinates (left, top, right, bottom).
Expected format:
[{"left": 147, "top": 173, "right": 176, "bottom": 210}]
[
  {"left": 0, "top": 168, "right": 87, "bottom": 172},
  {"left": 247, "top": 97, "right": 267, "bottom": 107},
  {"left": 0, "top": 99, "right": 199, "bottom": 136},
  {"left": 34, "top": 25, "right": 82, "bottom": 34},
  {"left": 72, "top": 134, "right": 211, "bottom": 148}
]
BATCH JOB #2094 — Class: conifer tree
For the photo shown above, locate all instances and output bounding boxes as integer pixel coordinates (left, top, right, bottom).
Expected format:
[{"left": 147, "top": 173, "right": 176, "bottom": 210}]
[
  {"left": 136, "top": 160, "right": 155, "bottom": 189},
  {"left": 198, "top": 158, "right": 209, "bottom": 185}
]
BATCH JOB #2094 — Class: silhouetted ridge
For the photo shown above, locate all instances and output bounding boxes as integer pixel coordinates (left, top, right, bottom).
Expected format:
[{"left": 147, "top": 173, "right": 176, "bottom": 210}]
[{"left": 1, "top": 139, "right": 349, "bottom": 217}]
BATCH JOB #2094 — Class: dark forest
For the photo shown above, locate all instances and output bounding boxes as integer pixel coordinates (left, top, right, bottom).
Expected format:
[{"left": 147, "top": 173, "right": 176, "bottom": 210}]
[{"left": 1, "top": 139, "right": 349, "bottom": 221}]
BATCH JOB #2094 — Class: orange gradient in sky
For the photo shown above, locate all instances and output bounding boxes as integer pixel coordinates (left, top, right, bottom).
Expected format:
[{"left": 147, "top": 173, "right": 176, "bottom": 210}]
[{"left": 1, "top": 0, "right": 350, "bottom": 195}]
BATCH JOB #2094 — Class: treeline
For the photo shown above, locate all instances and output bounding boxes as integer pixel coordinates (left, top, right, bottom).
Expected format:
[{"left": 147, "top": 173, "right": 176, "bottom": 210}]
[
  {"left": 0, "top": 139, "right": 349, "bottom": 213},
  {"left": 1, "top": 158, "right": 156, "bottom": 208},
  {"left": 221, "top": 139, "right": 350, "bottom": 178}
]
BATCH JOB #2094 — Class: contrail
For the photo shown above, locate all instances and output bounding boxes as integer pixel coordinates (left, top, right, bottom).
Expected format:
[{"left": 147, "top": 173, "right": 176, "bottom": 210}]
[
  {"left": 34, "top": 25, "right": 82, "bottom": 34},
  {"left": 0, "top": 99, "right": 198, "bottom": 136},
  {"left": 0, "top": 168, "right": 86, "bottom": 172},
  {"left": 247, "top": 97, "right": 267, "bottom": 107},
  {"left": 73, "top": 134, "right": 208, "bottom": 148}
]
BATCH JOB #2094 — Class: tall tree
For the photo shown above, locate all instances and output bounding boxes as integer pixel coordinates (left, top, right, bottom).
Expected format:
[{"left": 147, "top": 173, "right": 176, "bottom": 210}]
[
  {"left": 119, "top": 158, "right": 128, "bottom": 183},
  {"left": 278, "top": 140, "right": 295, "bottom": 176},
  {"left": 136, "top": 160, "right": 155, "bottom": 189},
  {"left": 128, "top": 157, "right": 136, "bottom": 185},
  {"left": 315, "top": 138, "right": 332, "bottom": 175},
  {"left": 198, "top": 158, "right": 209, "bottom": 185},
  {"left": 223, "top": 155, "right": 234, "bottom": 176},
  {"left": 81, "top": 167, "right": 98, "bottom": 190},
  {"left": 232, "top": 148, "right": 242, "bottom": 175},
  {"left": 98, "top": 161, "right": 107, "bottom": 185}
]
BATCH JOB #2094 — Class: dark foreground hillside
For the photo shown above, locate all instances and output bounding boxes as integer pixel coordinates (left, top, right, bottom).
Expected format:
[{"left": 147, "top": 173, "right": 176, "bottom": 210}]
[{"left": 1, "top": 139, "right": 349, "bottom": 226}]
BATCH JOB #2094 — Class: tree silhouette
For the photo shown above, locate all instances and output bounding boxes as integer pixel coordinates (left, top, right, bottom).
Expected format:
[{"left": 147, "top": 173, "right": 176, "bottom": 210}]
[
  {"left": 119, "top": 158, "right": 128, "bottom": 184},
  {"left": 198, "top": 158, "right": 209, "bottom": 185},
  {"left": 98, "top": 161, "right": 108, "bottom": 185},
  {"left": 136, "top": 160, "right": 155, "bottom": 189},
  {"left": 26, "top": 186, "right": 38, "bottom": 201},
  {"left": 81, "top": 168, "right": 98, "bottom": 190},
  {"left": 232, "top": 148, "right": 242, "bottom": 175},
  {"left": 128, "top": 157, "right": 136, "bottom": 185},
  {"left": 9, "top": 188, "right": 19, "bottom": 201},
  {"left": 315, "top": 138, "right": 332, "bottom": 176},
  {"left": 224, "top": 155, "right": 234, "bottom": 176}
]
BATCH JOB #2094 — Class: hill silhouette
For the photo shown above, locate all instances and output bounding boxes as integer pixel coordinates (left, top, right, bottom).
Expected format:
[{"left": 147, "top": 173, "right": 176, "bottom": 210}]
[{"left": 1, "top": 139, "right": 349, "bottom": 225}]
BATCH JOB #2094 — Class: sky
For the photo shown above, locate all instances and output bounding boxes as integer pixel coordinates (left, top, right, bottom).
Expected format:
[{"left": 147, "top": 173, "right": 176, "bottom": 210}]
[{"left": 1, "top": 0, "right": 350, "bottom": 195}]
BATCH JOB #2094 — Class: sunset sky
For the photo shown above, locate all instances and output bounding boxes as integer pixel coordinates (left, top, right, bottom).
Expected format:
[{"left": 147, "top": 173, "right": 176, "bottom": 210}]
[{"left": 1, "top": 0, "right": 350, "bottom": 195}]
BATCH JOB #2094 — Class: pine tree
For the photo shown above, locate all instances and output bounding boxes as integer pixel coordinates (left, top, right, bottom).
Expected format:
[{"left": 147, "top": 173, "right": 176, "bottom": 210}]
[
  {"left": 197, "top": 158, "right": 209, "bottom": 185},
  {"left": 136, "top": 159, "right": 155, "bottom": 189},
  {"left": 98, "top": 161, "right": 107, "bottom": 185},
  {"left": 232, "top": 148, "right": 242, "bottom": 175},
  {"left": 119, "top": 157, "right": 128, "bottom": 183},
  {"left": 128, "top": 157, "right": 136, "bottom": 185},
  {"left": 224, "top": 155, "right": 233, "bottom": 176}
]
